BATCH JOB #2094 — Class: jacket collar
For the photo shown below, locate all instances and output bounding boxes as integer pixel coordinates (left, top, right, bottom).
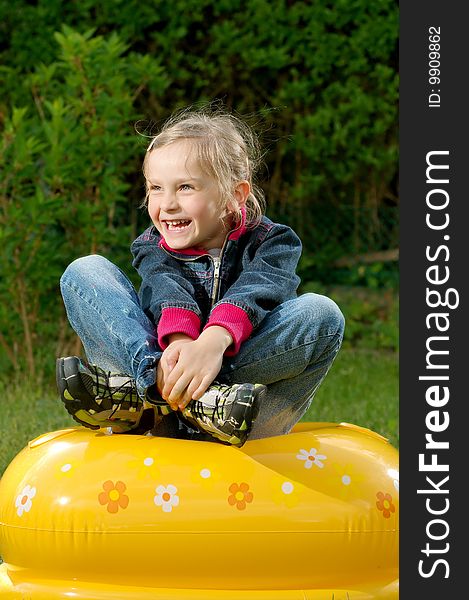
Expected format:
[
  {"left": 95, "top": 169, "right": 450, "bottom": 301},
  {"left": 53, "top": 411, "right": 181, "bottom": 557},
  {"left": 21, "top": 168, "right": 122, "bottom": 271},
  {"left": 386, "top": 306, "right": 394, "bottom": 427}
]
[{"left": 158, "top": 207, "right": 248, "bottom": 257}]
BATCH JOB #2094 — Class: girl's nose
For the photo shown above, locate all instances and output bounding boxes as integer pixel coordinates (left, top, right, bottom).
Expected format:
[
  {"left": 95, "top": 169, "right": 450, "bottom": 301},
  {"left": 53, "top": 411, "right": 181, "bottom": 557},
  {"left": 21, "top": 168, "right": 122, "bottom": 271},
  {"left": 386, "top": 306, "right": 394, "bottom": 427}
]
[{"left": 160, "top": 191, "right": 179, "bottom": 211}]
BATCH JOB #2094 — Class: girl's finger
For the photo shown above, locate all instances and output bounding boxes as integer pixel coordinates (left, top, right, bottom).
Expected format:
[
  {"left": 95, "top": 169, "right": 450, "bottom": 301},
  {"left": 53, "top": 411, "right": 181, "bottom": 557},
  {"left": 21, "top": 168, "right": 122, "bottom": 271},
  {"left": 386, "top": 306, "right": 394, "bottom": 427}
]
[
  {"left": 162, "top": 364, "right": 184, "bottom": 399},
  {"left": 164, "top": 348, "right": 179, "bottom": 373},
  {"left": 159, "top": 357, "right": 169, "bottom": 381},
  {"left": 167, "top": 372, "right": 193, "bottom": 404},
  {"left": 178, "top": 377, "right": 202, "bottom": 410},
  {"left": 163, "top": 347, "right": 180, "bottom": 373},
  {"left": 156, "top": 362, "right": 164, "bottom": 393},
  {"left": 191, "top": 375, "right": 214, "bottom": 401}
]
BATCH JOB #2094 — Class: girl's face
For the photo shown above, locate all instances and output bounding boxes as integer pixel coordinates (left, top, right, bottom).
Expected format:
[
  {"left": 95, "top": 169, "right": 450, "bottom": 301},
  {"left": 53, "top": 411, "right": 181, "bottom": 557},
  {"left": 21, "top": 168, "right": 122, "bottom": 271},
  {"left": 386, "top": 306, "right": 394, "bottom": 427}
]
[{"left": 146, "top": 141, "right": 231, "bottom": 251}]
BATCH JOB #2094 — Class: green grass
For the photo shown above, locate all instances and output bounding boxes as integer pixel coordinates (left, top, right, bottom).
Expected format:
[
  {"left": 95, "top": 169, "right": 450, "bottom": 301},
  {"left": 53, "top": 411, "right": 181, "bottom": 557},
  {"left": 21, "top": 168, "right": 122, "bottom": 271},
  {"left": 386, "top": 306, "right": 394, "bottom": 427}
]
[
  {"left": 0, "top": 379, "right": 72, "bottom": 477},
  {"left": 0, "top": 347, "right": 398, "bottom": 477},
  {"left": 303, "top": 347, "right": 399, "bottom": 448}
]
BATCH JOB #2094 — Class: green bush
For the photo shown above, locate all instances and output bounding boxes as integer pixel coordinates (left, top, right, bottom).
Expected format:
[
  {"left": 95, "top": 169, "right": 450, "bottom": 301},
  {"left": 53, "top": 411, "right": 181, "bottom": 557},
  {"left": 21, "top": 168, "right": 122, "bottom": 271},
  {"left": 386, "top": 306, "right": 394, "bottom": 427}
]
[{"left": 0, "top": 27, "right": 167, "bottom": 373}]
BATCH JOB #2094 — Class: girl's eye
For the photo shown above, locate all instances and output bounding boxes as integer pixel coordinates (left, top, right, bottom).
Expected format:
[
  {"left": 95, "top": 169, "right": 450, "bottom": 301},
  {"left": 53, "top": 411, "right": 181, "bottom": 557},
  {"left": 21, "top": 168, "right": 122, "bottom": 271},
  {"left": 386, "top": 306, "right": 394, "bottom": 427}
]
[
  {"left": 179, "top": 184, "right": 193, "bottom": 191},
  {"left": 150, "top": 185, "right": 162, "bottom": 192}
]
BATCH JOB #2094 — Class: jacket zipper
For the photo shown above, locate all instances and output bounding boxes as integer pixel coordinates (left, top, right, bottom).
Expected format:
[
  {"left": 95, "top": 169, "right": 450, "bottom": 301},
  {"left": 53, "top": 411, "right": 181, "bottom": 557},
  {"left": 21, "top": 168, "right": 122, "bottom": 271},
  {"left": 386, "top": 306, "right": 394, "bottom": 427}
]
[
  {"left": 160, "top": 245, "right": 225, "bottom": 309},
  {"left": 209, "top": 230, "right": 232, "bottom": 307},
  {"left": 211, "top": 256, "right": 221, "bottom": 306},
  {"left": 160, "top": 223, "right": 236, "bottom": 309}
]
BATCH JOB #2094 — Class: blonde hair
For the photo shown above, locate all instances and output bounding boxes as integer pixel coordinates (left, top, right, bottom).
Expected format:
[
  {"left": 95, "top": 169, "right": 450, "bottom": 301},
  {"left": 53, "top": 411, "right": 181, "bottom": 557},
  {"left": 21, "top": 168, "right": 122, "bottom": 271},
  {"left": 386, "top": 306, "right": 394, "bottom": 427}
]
[{"left": 142, "top": 106, "right": 265, "bottom": 226}]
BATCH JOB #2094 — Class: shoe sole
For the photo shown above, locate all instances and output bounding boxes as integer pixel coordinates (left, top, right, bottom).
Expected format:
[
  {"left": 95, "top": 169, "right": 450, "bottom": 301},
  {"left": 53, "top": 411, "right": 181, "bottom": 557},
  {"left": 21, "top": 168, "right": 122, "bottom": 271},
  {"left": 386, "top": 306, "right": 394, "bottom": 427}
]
[
  {"left": 178, "top": 383, "right": 265, "bottom": 447},
  {"left": 229, "top": 384, "right": 265, "bottom": 447},
  {"left": 56, "top": 357, "right": 100, "bottom": 430},
  {"left": 57, "top": 357, "right": 145, "bottom": 433},
  {"left": 200, "top": 383, "right": 266, "bottom": 448}
]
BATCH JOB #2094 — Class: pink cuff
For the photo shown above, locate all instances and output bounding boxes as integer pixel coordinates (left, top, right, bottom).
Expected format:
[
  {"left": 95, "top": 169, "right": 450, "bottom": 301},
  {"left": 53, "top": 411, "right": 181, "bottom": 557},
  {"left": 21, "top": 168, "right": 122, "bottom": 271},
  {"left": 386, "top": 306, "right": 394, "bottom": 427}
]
[
  {"left": 158, "top": 307, "right": 201, "bottom": 349},
  {"left": 203, "top": 303, "right": 253, "bottom": 356}
]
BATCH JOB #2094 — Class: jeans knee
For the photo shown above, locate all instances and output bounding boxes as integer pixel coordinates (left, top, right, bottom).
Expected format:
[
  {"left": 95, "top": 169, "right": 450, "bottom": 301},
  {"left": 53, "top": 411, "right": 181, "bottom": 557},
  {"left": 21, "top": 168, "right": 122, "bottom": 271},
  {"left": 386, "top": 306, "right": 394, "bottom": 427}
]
[
  {"left": 60, "top": 255, "right": 111, "bottom": 289},
  {"left": 298, "top": 293, "right": 345, "bottom": 338}
]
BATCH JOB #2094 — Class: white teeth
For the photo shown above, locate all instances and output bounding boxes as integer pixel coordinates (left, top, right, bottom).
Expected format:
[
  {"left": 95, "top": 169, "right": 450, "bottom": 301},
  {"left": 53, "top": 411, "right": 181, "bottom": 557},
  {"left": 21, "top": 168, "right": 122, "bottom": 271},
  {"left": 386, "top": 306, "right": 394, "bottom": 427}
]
[
  {"left": 165, "top": 219, "right": 191, "bottom": 230},
  {"left": 165, "top": 219, "right": 191, "bottom": 227}
]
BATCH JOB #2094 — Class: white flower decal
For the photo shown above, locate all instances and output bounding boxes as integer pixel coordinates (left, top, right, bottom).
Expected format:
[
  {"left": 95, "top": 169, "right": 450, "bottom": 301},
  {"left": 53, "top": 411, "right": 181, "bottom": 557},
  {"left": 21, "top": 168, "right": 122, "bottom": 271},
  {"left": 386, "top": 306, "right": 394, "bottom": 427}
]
[
  {"left": 296, "top": 448, "right": 327, "bottom": 469},
  {"left": 154, "top": 484, "right": 179, "bottom": 513},
  {"left": 15, "top": 485, "right": 37, "bottom": 517}
]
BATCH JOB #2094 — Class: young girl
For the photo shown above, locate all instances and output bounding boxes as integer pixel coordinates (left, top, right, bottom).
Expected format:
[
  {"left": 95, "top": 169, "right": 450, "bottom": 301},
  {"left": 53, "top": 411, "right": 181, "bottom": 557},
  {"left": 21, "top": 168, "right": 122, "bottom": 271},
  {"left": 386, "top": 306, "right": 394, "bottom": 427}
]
[{"left": 56, "top": 108, "right": 345, "bottom": 447}]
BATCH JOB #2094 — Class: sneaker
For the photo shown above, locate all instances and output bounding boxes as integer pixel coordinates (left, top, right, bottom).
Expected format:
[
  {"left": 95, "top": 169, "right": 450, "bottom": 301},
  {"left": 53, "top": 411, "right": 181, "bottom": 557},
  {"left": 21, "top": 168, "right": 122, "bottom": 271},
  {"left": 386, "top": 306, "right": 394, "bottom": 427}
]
[
  {"left": 56, "top": 356, "right": 146, "bottom": 433},
  {"left": 175, "top": 382, "right": 266, "bottom": 447},
  {"left": 57, "top": 356, "right": 265, "bottom": 444}
]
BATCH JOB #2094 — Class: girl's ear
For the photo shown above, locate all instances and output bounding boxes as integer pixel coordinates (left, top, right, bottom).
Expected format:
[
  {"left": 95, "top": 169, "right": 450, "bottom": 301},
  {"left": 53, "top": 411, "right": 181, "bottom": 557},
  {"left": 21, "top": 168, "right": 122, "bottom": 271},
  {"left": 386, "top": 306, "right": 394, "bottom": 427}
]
[
  {"left": 223, "top": 181, "right": 250, "bottom": 221},
  {"left": 232, "top": 180, "right": 250, "bottom": 209}
]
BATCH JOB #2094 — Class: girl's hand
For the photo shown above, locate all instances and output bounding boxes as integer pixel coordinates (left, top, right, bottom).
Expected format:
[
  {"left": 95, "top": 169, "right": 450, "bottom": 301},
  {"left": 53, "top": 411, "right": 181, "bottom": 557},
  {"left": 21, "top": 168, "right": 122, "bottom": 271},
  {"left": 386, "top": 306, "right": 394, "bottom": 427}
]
[
  {"left": 156, "top": 334, "right": 193, "bottom": 409},
  {"left": 161, "top": 326, "right": 233, "bottom": 410}
]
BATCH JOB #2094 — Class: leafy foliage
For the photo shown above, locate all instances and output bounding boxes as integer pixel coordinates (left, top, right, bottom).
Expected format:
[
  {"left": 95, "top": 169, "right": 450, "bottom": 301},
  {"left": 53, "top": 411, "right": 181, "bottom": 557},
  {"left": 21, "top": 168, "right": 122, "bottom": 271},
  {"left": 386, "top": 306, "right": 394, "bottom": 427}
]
[{"left": 0, "top": 27, "right": 166, "bottom": 372}]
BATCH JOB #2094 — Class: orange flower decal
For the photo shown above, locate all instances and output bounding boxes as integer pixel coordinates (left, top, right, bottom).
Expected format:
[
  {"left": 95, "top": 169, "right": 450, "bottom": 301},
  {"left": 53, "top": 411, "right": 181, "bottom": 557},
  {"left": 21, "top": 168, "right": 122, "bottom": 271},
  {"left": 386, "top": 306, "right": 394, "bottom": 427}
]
[
  {"left": 98, "top": 480, "right": 129, "bottom": 513},
  {"left": 228, "top": 482, "right": 253, "bottom": 510},
  {"left": 376, "top": 491, "right": 395, "bottom": 518}
]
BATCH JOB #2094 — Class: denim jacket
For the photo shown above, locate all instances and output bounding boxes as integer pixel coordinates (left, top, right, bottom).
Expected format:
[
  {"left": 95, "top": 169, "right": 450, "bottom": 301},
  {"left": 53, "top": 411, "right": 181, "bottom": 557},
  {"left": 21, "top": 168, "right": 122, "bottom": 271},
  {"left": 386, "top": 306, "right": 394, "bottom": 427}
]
[{"left": 131, "top": 214, "right": 302, "bottom": 355}]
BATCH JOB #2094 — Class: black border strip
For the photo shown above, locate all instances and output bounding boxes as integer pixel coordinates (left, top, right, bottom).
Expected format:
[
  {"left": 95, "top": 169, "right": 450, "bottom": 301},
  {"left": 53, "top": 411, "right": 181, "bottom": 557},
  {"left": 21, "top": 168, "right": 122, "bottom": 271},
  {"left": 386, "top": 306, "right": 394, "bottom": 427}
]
[{"left": 400, "top": 2, "right": 466, "bottom": 596}]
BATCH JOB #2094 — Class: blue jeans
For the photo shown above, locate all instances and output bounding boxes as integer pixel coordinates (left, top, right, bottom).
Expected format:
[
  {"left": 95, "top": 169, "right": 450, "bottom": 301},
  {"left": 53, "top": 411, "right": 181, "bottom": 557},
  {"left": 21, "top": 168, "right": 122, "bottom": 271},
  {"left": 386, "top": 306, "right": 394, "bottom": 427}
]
[{"left": 60, "top": 255, "right": 345, "bottom": 439}]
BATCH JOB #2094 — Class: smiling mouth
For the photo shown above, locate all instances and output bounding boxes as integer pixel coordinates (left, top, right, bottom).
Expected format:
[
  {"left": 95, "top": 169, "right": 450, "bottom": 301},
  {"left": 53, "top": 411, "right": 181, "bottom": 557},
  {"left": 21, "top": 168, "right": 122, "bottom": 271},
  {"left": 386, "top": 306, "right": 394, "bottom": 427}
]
[{"left": 163, "top": 219, "right": 192, "bottom": 231}]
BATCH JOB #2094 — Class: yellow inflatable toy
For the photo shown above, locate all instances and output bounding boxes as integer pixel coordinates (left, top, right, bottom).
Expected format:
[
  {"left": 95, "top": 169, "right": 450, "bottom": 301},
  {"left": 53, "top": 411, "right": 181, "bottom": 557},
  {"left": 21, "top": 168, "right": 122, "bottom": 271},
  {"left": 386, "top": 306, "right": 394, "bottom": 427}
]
[{"left": 0, "top": 422, "right": 398, "bottom": 599}]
